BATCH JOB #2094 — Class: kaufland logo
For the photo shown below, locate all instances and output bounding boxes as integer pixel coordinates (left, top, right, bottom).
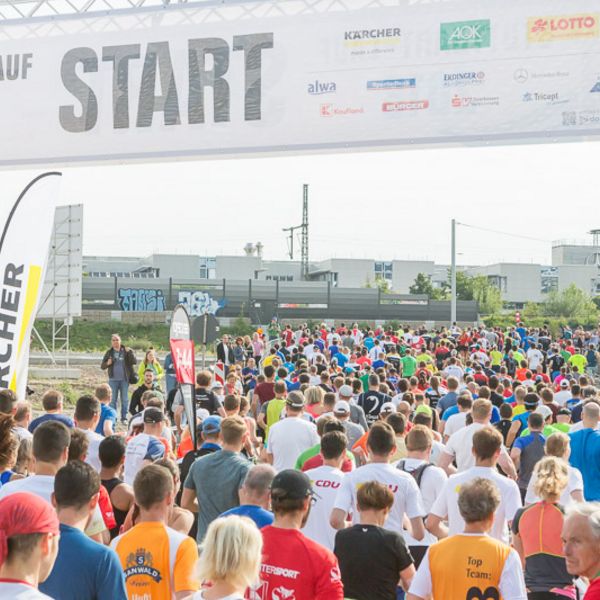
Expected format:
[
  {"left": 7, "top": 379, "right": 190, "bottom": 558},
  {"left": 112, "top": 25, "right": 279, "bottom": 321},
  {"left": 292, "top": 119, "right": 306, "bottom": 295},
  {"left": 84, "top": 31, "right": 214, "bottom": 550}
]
[
  {"left": 382, "top": 100, "right": 429, "bottom": 112},
  {"left": 367, "top": 78, "right": 416, "bottom": 90},
  {"left": 320, "top": 104, "right": 364, "bottom": 117},
  {"left": 528, "top": 14, "right": 599, "bottom": 42},
  {"left": 307, "top": 80, "right": 336, "bottom": 95}
]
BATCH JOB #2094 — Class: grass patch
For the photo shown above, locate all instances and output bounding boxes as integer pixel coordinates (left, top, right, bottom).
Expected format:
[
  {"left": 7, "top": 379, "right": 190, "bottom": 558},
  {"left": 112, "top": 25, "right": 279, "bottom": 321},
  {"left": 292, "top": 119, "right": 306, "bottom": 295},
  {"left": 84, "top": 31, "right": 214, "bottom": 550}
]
[{"left": 32, "top": 319, "right": 170, "bottom": 353}]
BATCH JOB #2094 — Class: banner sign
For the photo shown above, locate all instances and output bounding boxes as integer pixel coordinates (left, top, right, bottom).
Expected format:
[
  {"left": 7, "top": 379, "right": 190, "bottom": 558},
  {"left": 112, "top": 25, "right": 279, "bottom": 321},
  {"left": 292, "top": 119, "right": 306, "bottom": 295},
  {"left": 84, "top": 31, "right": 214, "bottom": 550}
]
[
  {"left": 0, "top": 0, "right": 599, "bottom": 166},
  {"left": 0, "top": 173, "right": 60, "bottom": 397},
  {"left": 169, "top": 304, "right": 196, "bottom": 449}
]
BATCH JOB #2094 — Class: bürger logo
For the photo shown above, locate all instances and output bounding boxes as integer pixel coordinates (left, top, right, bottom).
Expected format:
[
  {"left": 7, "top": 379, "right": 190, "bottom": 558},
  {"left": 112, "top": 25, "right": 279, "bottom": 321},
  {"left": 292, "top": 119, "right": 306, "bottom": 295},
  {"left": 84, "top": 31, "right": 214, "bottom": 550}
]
[{"left": 382, "top": 100, "right": 429, "bottom": 112}]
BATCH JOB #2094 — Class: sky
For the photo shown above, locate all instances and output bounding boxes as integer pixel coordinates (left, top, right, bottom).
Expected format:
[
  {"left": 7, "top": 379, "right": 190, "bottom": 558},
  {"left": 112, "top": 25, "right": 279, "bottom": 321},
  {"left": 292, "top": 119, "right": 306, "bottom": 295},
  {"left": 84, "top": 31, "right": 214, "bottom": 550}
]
[{"left": 1, "top": 139, "right": 597, "bottom": 267}]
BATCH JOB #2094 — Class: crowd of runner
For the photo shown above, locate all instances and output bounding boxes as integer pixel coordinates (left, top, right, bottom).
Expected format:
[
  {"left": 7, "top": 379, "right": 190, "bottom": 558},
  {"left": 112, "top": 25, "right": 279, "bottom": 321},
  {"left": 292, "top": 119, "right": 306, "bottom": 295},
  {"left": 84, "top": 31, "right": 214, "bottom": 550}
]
[{"left": 1, "top": 321, "right": 600, "bottom": 599}]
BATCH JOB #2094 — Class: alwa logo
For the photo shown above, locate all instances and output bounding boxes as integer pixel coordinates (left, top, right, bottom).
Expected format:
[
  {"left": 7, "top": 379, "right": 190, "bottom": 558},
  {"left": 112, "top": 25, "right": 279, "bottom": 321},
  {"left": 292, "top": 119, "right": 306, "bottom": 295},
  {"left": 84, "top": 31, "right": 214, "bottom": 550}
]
[
  {"left": 441, "top": 19, "right": 491, "bottom": 50},
  {"left": 308, "top": 80, "right": 336, "bottom": 95}
]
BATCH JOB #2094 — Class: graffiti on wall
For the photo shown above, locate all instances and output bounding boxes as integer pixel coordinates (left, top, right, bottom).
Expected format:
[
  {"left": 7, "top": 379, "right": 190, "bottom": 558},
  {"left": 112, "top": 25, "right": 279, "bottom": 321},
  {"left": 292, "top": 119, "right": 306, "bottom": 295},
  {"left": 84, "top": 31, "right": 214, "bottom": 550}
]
[
  {"left": 178, "top": 291, "right": 225, "bottom": 316},
  {"left": 118, "top": 288, "right": 166, "bottom": 312}
]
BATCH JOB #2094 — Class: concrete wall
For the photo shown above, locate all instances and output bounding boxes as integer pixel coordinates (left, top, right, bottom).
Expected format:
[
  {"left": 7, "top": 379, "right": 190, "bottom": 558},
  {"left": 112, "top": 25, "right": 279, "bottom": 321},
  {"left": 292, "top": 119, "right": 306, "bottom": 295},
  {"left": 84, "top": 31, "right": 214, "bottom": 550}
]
[
  {"left": 467, "top": 263, "right": 542, "bottom": 304},
  {"left": 215, "top": 255, "right": 262, "bottom": 280},
  {"left": 319, "top": 259, "right": 375, "bottom": 288},
  {"left": 556, "top": 265, "right": 599, "bottom": 294},
  {"left": 148, "top": 254, "right": 200, "bottom": 279},
  {"left": 392, "top": 260, "right": 435, "bottom": 293},
  {"left": 552, "top": 245, "right": 600, "bottom": 266}
]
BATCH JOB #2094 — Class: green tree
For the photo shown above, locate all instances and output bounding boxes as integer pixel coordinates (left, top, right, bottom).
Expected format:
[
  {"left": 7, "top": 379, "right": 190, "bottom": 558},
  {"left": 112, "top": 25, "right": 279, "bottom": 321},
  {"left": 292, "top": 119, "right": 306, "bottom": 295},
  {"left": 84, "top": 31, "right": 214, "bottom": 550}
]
[
  {"left": 542, "top": 284, "right": 598, "bottom": 320},
  {"left": 409, "top": 273, "right": 435, "bottom": 296},
  {"left": 471, "top": 275, "right": 502, "bottom": 315},
  {"left": 455, "top": 271, "right": 475, "bottom": 301},
  {"left": 375, "top": 277, "right": 392, "bottom": 294}
]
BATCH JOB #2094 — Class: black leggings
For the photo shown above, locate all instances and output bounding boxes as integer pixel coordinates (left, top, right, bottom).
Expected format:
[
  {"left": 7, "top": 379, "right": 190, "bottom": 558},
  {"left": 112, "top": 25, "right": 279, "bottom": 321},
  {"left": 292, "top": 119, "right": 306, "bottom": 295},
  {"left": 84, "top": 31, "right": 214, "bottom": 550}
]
[{"left": 528, "top": 592, "right": 568, "bottom": 600}]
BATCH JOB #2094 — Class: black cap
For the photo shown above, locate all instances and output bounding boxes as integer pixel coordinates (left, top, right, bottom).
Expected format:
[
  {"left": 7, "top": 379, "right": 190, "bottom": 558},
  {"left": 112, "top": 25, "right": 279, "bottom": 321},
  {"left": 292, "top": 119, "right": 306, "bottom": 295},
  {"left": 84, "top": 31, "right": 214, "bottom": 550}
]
[
  {"left": 143, "top": 407, "right": 164, "bottom": 424},
  {"left": 271, "top": 469, "right": 313, "bottom": 501},
  {"left": 557, "top": 408, "right": 572, "bottom": 416}
]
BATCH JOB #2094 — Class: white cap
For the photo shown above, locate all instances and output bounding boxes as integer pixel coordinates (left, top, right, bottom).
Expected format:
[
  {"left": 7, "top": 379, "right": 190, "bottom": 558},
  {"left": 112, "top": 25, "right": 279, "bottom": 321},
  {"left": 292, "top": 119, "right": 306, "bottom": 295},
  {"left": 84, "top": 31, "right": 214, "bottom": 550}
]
[
  {"left": 560, "top": 379, "right": 569, "bottom": 388},
  {"left": 381, "top": 402, "right": 395, "bottom": 413},
  {"left": 334, "top": 400, "right": 350, "bottom": 415},
  {"left": 535, "top": 405, "right": 553, "bottom": 420},
  {"left": 339, "top": 385, "right": 353, "bottom": 398}
]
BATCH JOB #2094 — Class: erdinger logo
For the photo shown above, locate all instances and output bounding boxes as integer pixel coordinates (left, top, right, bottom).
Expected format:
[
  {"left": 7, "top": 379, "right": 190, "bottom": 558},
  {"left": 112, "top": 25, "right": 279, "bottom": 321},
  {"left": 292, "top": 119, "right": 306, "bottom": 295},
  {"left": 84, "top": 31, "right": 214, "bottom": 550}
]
[{"left": 528, "top": 14, "right": 599, "bottom": 42}]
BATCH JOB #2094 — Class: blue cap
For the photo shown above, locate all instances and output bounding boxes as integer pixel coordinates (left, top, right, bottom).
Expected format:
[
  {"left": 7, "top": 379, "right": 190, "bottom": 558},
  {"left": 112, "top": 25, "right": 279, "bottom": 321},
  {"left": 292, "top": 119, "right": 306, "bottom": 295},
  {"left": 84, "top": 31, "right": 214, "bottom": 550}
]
[{"left": 202, "top": 416, "right": 222, "bottom": 435}]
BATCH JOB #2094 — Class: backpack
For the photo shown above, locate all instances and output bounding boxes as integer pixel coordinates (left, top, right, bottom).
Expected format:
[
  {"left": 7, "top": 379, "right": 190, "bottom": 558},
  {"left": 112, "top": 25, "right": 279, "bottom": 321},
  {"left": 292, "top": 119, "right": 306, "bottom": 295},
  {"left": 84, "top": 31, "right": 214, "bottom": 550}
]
[{"left": 397, "top": 459, "right": 432, "bottom": 488}]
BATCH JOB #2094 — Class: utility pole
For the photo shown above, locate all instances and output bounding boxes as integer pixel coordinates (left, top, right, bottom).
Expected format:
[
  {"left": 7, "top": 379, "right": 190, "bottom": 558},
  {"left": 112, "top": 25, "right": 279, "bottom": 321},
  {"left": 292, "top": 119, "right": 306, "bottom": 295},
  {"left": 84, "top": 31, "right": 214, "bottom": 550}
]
[
  {"left": 283, "top": 184, "right": 310, "bottom": 280},
  {"left": 301, "top": 184, "right": 309, "bottom": 280},
  {"left": 451, "top": 218, "right": 457, "bottom": 325}
]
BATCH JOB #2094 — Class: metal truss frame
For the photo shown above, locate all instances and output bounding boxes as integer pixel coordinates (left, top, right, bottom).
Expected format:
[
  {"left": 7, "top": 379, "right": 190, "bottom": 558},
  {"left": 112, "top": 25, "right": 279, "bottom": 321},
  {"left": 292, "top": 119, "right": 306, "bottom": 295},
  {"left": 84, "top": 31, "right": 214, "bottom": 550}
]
[{"left": 0, "top": 0, "right": 400, "bottom": 25}]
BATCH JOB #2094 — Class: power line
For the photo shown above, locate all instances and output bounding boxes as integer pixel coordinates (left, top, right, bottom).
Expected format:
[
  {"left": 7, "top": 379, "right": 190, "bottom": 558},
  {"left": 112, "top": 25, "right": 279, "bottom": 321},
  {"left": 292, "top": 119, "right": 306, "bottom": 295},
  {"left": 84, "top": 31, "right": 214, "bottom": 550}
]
[{"left": 457, "top": 222, "right": 551, "bottom": 244}]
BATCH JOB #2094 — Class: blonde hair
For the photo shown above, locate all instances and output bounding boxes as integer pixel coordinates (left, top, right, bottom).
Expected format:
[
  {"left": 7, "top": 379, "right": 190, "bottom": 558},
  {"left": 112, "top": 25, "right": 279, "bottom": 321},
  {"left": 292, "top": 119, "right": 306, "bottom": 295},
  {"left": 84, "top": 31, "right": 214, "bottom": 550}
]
[
  {"left": 304, "top": 386, "right": 324, "bottom": 407},
  {"left": 533, "top": 456, "right": 569, "bottom": 501},
  {"left": 198, "top": 516, "right": 262, "bottom": 589},
  {"left": 545, "top": 431, "right": 570, "bottom": 458}
]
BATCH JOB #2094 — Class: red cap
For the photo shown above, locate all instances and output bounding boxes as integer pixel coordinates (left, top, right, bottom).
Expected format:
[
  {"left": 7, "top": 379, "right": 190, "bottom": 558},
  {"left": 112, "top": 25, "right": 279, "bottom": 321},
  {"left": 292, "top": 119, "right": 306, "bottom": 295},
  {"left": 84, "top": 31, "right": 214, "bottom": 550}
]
[{"left": 0, "top": 492, "right": 59, "bottom": 566}]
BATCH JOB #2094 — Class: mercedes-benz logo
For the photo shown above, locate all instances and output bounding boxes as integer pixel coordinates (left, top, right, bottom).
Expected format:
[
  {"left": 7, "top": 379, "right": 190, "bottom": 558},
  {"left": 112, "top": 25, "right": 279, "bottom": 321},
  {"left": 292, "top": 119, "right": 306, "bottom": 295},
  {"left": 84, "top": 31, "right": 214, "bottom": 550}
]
[{"left": 514, "top": 68, "right": 529, "bottom": 83}]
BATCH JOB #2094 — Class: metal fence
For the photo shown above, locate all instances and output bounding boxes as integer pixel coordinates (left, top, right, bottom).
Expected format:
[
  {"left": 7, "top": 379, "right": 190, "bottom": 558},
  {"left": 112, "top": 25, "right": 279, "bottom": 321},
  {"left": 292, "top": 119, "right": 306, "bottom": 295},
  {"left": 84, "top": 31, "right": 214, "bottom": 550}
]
[{"left": 83, "top": 276, "right": 479, "bottom": 323}]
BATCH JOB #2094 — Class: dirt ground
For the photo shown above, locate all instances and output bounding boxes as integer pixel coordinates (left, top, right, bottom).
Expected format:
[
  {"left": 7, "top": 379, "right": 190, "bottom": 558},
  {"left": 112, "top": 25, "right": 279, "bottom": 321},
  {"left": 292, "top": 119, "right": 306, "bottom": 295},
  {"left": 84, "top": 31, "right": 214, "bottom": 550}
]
[{"left": 28, "top": 366, "right": 109, "bottom": 415}]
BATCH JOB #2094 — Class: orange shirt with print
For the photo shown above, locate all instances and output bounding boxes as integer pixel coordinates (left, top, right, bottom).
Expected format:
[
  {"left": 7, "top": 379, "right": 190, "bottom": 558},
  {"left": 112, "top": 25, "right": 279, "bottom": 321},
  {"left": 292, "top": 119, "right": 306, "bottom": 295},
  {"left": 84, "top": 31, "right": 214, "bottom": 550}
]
[{"left": 111, "top": 521, "right": 198, "bottom": 599}]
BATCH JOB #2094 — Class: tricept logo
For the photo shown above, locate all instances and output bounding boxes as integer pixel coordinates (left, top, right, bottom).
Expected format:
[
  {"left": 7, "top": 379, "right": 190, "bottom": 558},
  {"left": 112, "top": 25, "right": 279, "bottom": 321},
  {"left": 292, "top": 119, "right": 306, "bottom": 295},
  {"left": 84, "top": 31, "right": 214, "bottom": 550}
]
[{"left": 528, "top": 14, "right": 599, "bottom": 42}]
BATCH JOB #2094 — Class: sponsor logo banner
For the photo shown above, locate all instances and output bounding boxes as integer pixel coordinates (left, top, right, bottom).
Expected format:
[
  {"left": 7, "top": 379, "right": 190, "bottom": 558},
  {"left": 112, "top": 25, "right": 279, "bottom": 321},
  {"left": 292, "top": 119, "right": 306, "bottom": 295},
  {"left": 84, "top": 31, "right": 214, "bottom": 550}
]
[
  {"left": 320, "top": 104, "right": 364, "bottom": 116},
  {"left": 522, "top": 92, "right": 566, "bottom": 105},
  {"left": 451, "top": 95, "right": 499, "bottom": 108},
  {"left": 367, "top": 78, "right": 415, "bottom": 90},
  {"left": 382, "top": 100, "right": 429, "bottom": 112},
  {"left": 307, "top": 80, "right": 337, "bottom": 95},
  {"left": 528, "top": 14, "right": 599, "bottom": 42},
  {"left": 440, "top": 19, "right": 491, "bottom": 50},
  {"left": 513, "top": 68, "right": 570, "bottom": 83},
  {"left": 443, "top": 71, "right": 486, "bottom": 87},
  {"left": 0, "top": 173, "right": 60, "bottom": 398}
]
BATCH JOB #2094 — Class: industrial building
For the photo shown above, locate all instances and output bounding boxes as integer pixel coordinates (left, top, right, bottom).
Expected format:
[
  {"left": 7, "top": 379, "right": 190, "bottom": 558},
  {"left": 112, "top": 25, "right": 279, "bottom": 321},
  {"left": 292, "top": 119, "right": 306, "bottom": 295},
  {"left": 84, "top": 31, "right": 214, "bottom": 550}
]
[{"left": 82, "top": 232, "right": 600, "bottom": 310}]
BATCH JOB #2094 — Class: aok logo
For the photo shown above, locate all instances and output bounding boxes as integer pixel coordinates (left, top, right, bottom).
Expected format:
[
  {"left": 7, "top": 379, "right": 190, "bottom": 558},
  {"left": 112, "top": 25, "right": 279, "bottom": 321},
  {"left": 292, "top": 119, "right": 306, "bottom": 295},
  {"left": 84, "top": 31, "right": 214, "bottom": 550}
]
[
  {"left": 440, "top": 19, "right": 491, "bottom": 50},
  {"left": 528, "top": 14, "right": 599, "bottom": 42}
]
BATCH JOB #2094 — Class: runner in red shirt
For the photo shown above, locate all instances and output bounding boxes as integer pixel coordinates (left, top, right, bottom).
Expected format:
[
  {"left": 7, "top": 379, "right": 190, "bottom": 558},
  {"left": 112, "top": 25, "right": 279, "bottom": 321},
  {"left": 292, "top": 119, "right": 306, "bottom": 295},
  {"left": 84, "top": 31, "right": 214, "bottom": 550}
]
[{"left": 251, "top": 469, "right": 344, "bottom": 600}]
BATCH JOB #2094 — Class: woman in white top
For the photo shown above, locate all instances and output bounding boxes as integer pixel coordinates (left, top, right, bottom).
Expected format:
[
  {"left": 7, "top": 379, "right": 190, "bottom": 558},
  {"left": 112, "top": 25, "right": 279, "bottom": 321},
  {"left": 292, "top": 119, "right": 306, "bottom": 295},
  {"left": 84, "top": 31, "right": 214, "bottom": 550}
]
[
  {"left": 525, "top": 430, "right": 584, "bottom": 506},
  {"left": 194, "top": 515, "right": 262, "bottom": 600}
]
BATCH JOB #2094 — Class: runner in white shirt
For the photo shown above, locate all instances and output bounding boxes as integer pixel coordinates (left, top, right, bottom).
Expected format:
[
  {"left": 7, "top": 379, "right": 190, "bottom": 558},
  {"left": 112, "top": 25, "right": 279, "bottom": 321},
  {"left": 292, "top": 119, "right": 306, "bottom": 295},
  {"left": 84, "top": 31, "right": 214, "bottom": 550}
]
[
  {"left": 526, "top": 344, "right": 544, "bottom": 371},
  {"left": 396, "top": 426, "right": 448, "bottom": 566},
  {"left": 427, "top": 426, "right": 521, "bottom": 544},
  {"left": 438, "top": 399, "right": 517, "bottom": 479},
  {"left": 330, "top": 422, "right": 426, "bottom": 540},
  {"left": 408, "top": 477, "right": 526, "bottom": 600},
  {"left": 442, "top": 394, "right": 472, "bottom": 442},
  {"left": 267, "top": 393, "right": 319, "bottom": 472},
  {"left": 73, "top": 395, "right": 105, "bottom": 472},
  {"left": 554, "top": 380, "right": 572, "bottom": 407},
  {"left": 524, "top": 431, "right": 585, "bottom": 506},
  {"left": 302, "top": 431, "right": 346, "bottom": 551}
]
